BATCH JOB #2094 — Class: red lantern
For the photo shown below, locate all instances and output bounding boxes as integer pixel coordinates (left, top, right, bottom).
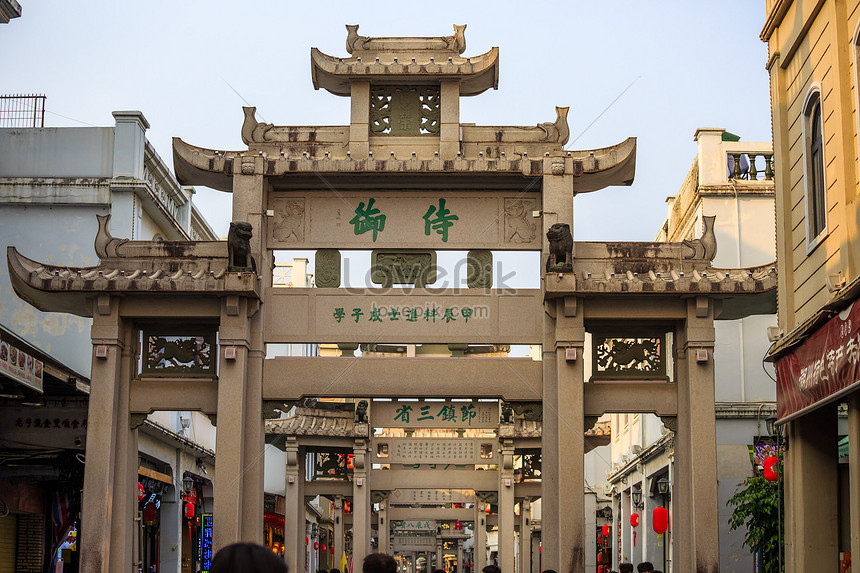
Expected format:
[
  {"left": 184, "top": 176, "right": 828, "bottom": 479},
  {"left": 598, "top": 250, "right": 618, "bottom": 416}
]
[
  {"left": 652, "top": 507, "right": 668, "bottom": 534},
  {"left": 143, "top": 501, "right": 158, "bottom": 526},
  {"left": 314, "top": 542, "right": 319, "bottom": 550},
  {"left": 330, "top": 547, "right": 334, "bottom": 555},
  {"left": 305, "top": 537, "right": 309, "bottom": 545},
  {"left": 764, "top": 455, "right": 779, "bottom": 482},
  {"left": 138, "top": 483, "right": 145, "bottom": 501},
  {"left": 630, "top": 513, "right": 639, "bottom": 527},
  {"left": 601, "top": 524, "right": 610, "bottom": 537},
  {"left": 184, "top": 502, "right": 195, "bottom": 519},
  {"left": 321, "top": 544, "right": 326, "bottom": 552}
]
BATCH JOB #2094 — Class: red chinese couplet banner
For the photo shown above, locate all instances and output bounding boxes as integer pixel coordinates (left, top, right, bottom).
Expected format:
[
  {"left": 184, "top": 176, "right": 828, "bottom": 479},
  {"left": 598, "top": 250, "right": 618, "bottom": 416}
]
[{"left": 776, "top": 300, "right": 860, "bottom": 420}]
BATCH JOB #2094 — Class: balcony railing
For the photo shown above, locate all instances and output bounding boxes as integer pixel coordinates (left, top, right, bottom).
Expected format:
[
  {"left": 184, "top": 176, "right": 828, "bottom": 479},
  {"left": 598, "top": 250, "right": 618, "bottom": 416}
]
[{"left": 727, "top": 152, "right": 774, "bottom": 181}]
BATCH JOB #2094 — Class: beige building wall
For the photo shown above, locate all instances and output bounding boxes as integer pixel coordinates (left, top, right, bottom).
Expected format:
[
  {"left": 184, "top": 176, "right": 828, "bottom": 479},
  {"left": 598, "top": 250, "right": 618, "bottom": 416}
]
[{"left": 763, "top": 0, "right": 860, "bottom": 333}]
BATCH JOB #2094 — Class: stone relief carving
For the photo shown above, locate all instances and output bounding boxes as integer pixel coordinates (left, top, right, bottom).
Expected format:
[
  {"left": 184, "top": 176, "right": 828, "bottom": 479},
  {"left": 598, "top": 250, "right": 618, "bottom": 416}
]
[
  {"left": 142, "top": 332, "right": 215, "bottom": 376},
  {"left": 240, "top": 158, "right": 255, "bottom": 175},
  {"left": 369, "top": 86, "right": 440, "bottom": 136},
  {"left": 370, "top": 490, "right": 391, "bottom": 504},
  {"left": 315, "top": 249, "right": 341, "bottom": 288},
  {"left": 345, "top": 24, "right": 370, "bottom": 53},
  {"left": 504, "top": 199, "right": 537, "bottom": 244},
  {"left": 682, "top": 215, "right": 717, "bottom": 261},
  {"left": 538, "top": 106, "right": 570, "bottom": 146},
  {"left": 511, "top": 402, "right": 542, "bottom": 422},
  {"left": 371, "top": 250, "right": 436, "bottom": 287},
  {"left": 545, "top": 223, "right": 573, "bottom": 273},
  {"left": 227, "top": 221, "right": 256, "bottom": 273},
  {"left": 594, "top": 336, "right": 664, "bottom": 378},
  {"left": 467, "top": 250, "right": 493, "bottom": 289},
  {"left": 240, "top": 106, "right": 274, "bottom": 144},
  {"left": 551, "top": 159, "right": 565, "bottom": 176},
  {"left": 272, "top": 199, "right": 305, "bottom": 243}
]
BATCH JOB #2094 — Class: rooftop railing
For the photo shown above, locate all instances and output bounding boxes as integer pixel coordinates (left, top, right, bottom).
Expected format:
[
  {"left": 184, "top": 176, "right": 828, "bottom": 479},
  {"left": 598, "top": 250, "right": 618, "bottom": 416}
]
[{"left": 0, "top": 94, "right": 46, "bottom": 128}]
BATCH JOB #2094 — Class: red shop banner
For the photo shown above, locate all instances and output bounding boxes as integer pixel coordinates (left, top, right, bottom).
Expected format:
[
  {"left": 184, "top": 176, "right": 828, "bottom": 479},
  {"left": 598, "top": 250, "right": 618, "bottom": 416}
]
[{"left": 776, "top": 301, "right": 860, "bottom": 420}]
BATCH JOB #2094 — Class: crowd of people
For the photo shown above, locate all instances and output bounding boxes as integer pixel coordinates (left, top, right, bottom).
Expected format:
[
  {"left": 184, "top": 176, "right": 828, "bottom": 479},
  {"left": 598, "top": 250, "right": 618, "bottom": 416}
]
[{"left": 208, "top": 543, "right": 662, "bottom": 573}]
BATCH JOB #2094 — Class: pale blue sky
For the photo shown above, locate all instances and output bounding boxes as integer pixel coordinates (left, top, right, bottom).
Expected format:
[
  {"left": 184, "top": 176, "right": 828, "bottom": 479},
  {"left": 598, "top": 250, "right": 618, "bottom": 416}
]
[{"left": 2, "top": 1, "right": 772, "bottom": 245}]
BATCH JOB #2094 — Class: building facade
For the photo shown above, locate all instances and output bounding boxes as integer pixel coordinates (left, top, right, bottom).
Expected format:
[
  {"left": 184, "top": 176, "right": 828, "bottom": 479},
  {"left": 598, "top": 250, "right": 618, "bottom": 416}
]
[
  {"left": 762, "top": 1, "right": 860, "bottom": 570},
  {"left": 0, "top": 111, "right": 218, "bottom": 572}
]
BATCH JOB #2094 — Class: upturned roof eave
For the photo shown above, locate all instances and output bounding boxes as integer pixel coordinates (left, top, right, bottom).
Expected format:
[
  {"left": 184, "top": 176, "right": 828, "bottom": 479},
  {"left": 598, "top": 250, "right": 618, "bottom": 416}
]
[{"left": 310, "top": 46, "right": 500, "bottom": 96}]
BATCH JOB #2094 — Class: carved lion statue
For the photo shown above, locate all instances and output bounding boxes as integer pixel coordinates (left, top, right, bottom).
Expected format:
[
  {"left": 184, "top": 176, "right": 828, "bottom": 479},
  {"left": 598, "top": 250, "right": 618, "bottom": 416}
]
[
  {"left": 545, "top": 223, "right": 573, "bottom": 273},
  {"left": 227, "top": 221, "right": 257, "bottom": 272},
  {"left": 355, "top": 399, "right": 369, "bottom": 424}
]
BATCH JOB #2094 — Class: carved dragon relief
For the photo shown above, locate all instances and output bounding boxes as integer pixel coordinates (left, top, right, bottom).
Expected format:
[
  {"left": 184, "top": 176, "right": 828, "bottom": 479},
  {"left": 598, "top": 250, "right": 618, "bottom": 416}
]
[{"left": 241, "top": 106, "right": 275, "bottom": 145}]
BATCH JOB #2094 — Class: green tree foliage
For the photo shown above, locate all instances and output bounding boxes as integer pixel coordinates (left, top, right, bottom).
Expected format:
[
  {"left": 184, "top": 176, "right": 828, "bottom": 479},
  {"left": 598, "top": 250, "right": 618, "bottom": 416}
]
[{"left": 727, "top": 474, "right": 784, "bottom": 573}]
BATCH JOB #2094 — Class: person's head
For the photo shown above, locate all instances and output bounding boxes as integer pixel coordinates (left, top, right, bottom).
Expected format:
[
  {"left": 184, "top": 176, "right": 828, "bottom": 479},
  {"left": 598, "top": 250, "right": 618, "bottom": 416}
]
[
  {"left": 619, "top": 564, "right": 634, "bottom": 573},
  {"left": 433, "top": 570, "right": 446, "bottom": 573},
  {"left": 363, "top": 553, "right": 397, "bottom": 573},
  {"left": 318, "top": 569, "right": 329, "bottom": 573},
  {"left": 542, "top": 570, "right": 558, "bottom": 573},
  {"left": 653, "top": 570, "right": 664, "bottom": 573},
  {"left": 210, "top": 543, "right": 288, "bottom": 573},
  {"left": 330, "top": 569, "right": 341, "bottom": 573},
  {"left": 637, "top": 563, "right": 654, "bottom": 573},
  {"left": 482, "top": 566, "right": 501, "bottom": 573}
]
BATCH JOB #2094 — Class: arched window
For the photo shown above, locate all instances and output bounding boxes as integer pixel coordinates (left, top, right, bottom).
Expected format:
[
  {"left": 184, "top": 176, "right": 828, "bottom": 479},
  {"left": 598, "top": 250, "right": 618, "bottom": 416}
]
[{"left": 802, "top": 84, "right": 826, "bottom": 249}]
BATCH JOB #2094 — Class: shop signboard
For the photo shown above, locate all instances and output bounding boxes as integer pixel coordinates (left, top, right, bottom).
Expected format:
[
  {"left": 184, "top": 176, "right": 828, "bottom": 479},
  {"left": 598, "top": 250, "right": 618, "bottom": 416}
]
[
  {"left": 776, "top": 301, "right": 860, "bottom": 420},
  {"left": 0, "top": 340, "right": 44, "bottom": 392}
]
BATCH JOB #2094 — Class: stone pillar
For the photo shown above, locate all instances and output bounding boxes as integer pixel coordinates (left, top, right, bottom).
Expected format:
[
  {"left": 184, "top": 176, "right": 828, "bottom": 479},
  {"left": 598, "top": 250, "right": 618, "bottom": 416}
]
[
  {"left": 214, "top": 296, "right": 251, "bottom": 551},
  {"left": 519, "top": 499, "right": 531, "bottom": 573},
  {"left": 785, "top": 405, "right": 838, "bottom": 572},
  {"left": 499, "top": 440, "right": 515, "bottom": 573},
  {"left": 79, "top": 296, "right": 128, "bottom": 573},
  {"left": 552, "top": 297, "right": 585, "bottom": 573},
  {"left": 378, "top": 500, "right": 390, "bottom": 555},
  {"left": 350, "top": 81, "right": 371, "bottom": 157},
  {"left": 439, "top": 80, "right": 460, "bottom": 159},
  {"left": 334, "top": 496, "right": 344, "bottom": 566},
  {"left": 672, "top": 297, "right": 719, "bottom": 572},
  {"left": 436, "top": 538, "right": 443, "bottom": 572},
  {"left": 540, "top": 305, "right": 560, "bottom": 571},
  {"left": 849, "top": 393, "right": 860, "bottom": 571},
  {"left": 284, "top": 438, "right": 305, "bottom": 573},
  {"left": 353, "top": 439, "right": 371, "bottom": 565},
  {"left": 425, "top": 551, "right": 433, "bottom": 573},
  {"left": 241, "top": 325, "right": 265, "bottom": 543},
  {"left": 474, "top": 503, "right": 487, "bottom": 572},
  {"left": 530, "top": 530, "right": 541, "bottom": 573},
  {"left": 540, "top": 162, "right": 575, "bottom": 572},
  {"left": 456, "top": 540, "right": 463, "bottom": 573}
]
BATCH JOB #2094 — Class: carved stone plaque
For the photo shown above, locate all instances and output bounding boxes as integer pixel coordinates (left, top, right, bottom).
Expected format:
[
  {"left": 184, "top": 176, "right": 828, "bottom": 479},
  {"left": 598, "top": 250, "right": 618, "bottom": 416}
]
[
  {"left": 371, "top": 250, "right": 437, "bottom": 287},
  {"left": 591, "top": 332, "right": 667, "bottom": 380},
  {"left": 141, "top": 329, "right": 216, "bottom": 377},
  {"left": 372, "top": 438, "right": 497, "bottom": 464},
  {"left": 268, "top": 191, "right": 542, "bottom": 250}
]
